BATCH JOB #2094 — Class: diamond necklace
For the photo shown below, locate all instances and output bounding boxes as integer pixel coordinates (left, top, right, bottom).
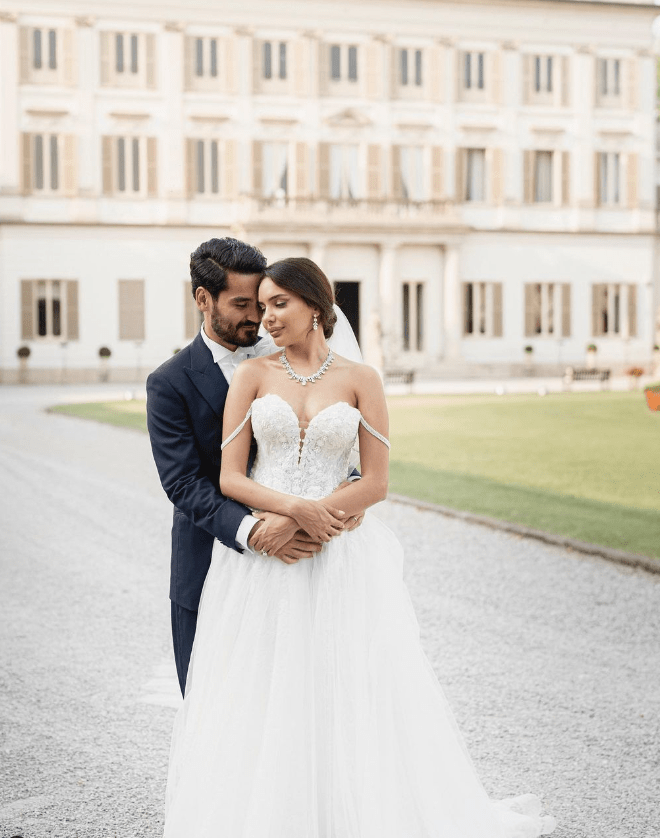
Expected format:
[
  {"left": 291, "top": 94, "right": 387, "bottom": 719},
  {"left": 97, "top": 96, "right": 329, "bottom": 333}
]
[{"left": 279, "top": 348, "right": 334, "bottom": 386}]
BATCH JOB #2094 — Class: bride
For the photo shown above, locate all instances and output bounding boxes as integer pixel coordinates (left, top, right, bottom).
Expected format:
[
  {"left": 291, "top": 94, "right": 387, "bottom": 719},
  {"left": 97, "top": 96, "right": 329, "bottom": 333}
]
[{"left": 163, "top": 257, "right": 556, "bottom": 838}]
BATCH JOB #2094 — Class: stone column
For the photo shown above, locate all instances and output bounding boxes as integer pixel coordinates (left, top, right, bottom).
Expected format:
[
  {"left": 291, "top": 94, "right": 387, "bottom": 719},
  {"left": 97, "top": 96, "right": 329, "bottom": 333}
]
[{"left": 443, "top": 243, "right": 462, "bottom": 361}]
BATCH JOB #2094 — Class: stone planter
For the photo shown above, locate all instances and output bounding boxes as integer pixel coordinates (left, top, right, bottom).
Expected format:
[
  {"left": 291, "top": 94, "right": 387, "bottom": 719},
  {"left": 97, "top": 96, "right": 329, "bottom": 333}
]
[
  {"left": 586, "top": 349, "right": 597, "bottom": 370},
  {"left": 645, "top": 388, "right": 660, "bottom": 412}
]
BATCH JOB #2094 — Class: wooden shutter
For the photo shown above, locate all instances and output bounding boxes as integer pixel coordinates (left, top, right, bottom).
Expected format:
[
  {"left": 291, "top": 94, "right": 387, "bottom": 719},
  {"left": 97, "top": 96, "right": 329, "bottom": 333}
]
[
  {"left": 19, "top": 27, "right": 31, "bottom": 83},
  {"left": 185, "top": 138, "right": 196, "bottom": 197},
  {"left": 524, "top": 284, "right": 535, "bottom": 337},
  {"left": 66, "top": 280, "right": 79, "bottom": 340},
  {"left": 431, "top": 146, "right": 443, "bottom": 201},
  {"left": 492, "top": 283, "right": 503, "bottom": 337},
  {"left": 628, "top": 58, "right": 638, "bottom": 111},
  {"left": 293, "top": 38, "right": 309, "bottom": 97},
  {"left": 318, "top": 42, "right": 330, "bottom": 96},
  {"left": 146, "top": 137, "right": 157, "bottom": 196},
  {"left": 62, "top": 29, "right": 76, "bottom": 86},
  {"left": 118, "top": 279, "right": 145, "bottom": 340},
  {"left": 295, "top": 142, "right": 309, "bottom": 197},
  {"left": 145, "top": 34, "right": 156, "bottom": 89},
  {"left": 627, "top": 285, "right": 637, "bottom": 337},
  {"left": 184, "top": 281, "right": 200, "bottom": 339},
  {"left": 100, "top": 31, "right": 111, "bottom": 86},
  {"left": 223, "top": 37, "right": 238, "bottom": 94},
  {"left": 594, "top": 152, "right": 601, "bottom": 207},
  {"left": 561, "top": 56, "right": 570, "bottom": 107},
  {"left": 454, "top": 147, "right": 466, "bottom": 202},
  {"left": 522, "top": 53, "right": 532, "bottom": 104},
  {"left": 183, "top": 36, "right": 193, "bottom": 90},
  {"left": 627, "top": 153, "right": 638, "bottom": 208},
  {"left": 223, "top": 139, "right": 237, "bottom": 198},
  {"left": 592, "top": 284, "right": 603, "bottom": 337},
  {"left": 561, "top": 283, "right": 571, "bottom": 337},
  {"left": 523, "top": 150, "right": 534, "bottom": 204},
  {"left": 62, "top": 135, "right": 77, "bottom": 195},
  {"left": 21, "top": 133, "right": 32, "bottom": 195},
  {"left": 456, "top": 50, "right": 464, "bottom": 101},
  {"left": 391, "top": 145, "right": 403, "bottom": 199},
  {"left": 252, "top": 140, "right": 263, "bottom": 196},
  {"left": 102, "top": 136, "right": 113, "bottom": 194},
  {"left": 462, "top": 283, "right": 471, "bottom": 335},
  {"left": 365, "top": 41, "right": 380, "bottom": 99},
  {"left": 367, "top": 144, "right": 382, "bottom": 199},
  {"left": 491, "top": 148, "right": 503, "bottom": 205},
  {"left": 318, "top": 142, "right": 330, "bottom": 197},
  {"left": 561, "top": 151, "right": 570, "bottom": 206},
  {"left": 490, "top": 51, "right": 502, "bottom": 104},
  {"left": 21, "top": 280, "right": 34, "bottom": 339},
  {"left": 428, "top": 46, "right": 443, "bottom": 103}
]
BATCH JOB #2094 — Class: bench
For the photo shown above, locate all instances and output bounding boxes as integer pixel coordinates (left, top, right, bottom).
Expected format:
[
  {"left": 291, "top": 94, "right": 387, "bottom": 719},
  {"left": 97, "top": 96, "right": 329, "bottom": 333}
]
[
  {"left": 384, "top": 370, "right": 415, "bottom": 387},
  {"left": 563, "top": 367, "right": 611, "bottom": 389}
]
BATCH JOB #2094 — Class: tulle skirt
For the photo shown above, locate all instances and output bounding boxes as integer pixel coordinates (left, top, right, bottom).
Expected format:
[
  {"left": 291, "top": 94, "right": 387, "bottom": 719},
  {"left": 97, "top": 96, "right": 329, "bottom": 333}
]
[{"left": 164, "top": 513, "right": 555, "bottom": 838}]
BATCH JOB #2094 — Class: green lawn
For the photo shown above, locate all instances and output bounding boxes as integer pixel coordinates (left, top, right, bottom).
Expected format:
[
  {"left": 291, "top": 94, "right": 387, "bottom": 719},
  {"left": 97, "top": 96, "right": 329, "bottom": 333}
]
[{"left": 51, "top": 391, "right": 660, "bottom": 560}]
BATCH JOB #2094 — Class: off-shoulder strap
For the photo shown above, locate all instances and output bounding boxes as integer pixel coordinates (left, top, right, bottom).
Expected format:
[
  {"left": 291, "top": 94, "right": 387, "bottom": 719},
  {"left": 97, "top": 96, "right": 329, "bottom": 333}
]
[
  {"left": 359, "top": 416, "right": 391, "bottom": 448},
  {"left": 221, "top": 406, "right": 252, "bottom": 450}
]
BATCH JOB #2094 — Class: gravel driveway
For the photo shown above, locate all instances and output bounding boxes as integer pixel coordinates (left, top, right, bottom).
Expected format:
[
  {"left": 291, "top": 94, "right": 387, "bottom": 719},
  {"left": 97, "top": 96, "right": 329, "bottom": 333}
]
[{"left": 0, "top": 385, "right": 658, "bottom": 838}]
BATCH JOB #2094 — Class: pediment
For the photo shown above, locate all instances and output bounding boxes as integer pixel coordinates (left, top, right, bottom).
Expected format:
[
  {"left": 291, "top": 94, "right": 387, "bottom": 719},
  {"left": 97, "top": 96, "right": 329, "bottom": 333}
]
[{"left": 324, "top": 108, "right": 372, "bottom": 128}]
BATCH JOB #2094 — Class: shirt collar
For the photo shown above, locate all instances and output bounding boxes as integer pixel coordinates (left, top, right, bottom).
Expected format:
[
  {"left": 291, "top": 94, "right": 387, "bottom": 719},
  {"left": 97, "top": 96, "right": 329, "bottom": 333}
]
[{"left": 200, "top": 325, "right": 236, "bottom": 365}]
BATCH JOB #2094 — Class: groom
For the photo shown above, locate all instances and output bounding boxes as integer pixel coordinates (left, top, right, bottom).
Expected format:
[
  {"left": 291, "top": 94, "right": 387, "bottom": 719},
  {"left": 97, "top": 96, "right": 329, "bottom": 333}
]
[{"left": 147, "top": 237, "right": 323, "bottom": 695}]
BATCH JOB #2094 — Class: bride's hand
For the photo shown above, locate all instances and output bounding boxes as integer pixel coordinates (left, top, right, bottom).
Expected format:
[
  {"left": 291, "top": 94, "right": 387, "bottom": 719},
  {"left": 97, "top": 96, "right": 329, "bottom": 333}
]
[{"left": 290, "top": 500, "right": 346, "bottom": 542}]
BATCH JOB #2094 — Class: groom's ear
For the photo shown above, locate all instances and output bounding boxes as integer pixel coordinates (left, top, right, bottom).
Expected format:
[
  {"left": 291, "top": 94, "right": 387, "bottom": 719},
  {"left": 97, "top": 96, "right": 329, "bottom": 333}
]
[{"left": 195, "top": 287, "right": 211, "bottom": 312}]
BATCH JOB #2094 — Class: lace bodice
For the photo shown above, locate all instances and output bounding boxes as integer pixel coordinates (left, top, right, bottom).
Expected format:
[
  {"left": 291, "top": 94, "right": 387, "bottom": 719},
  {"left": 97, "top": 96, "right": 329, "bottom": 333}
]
[{"left": 222, "top": 393, "right": 389, "bottom": 501}]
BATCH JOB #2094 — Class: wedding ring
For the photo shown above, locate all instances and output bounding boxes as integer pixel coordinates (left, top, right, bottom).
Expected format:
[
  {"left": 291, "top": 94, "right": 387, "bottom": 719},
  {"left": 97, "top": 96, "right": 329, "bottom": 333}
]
[{"left": 261, "top": 550, "right": 268, "bottom": 557}]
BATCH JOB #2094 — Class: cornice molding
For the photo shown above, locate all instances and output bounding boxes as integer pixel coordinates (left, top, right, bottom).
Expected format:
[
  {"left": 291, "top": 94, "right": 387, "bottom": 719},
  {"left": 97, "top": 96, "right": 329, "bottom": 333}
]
[
  {"left": 164, "top": 21, "right": 185, "bottom": 33},
  {"left": 75, "top": 16, "right": 94, "bottom": 28},
  {"left": 0, "top": 11, "right": 18, "bottom": 22}
]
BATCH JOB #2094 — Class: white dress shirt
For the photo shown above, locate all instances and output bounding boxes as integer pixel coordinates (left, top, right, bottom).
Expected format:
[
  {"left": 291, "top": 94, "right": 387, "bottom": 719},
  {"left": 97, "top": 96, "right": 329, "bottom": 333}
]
[{"left": 201, "top": 326, "right": 276, "bottom": 550}]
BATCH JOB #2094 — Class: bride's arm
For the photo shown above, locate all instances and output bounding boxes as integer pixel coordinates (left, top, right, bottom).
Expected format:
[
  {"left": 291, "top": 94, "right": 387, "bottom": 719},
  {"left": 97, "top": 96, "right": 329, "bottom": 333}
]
[
  {"left": 320, "top": 365, "right": 390, "bottom": 515},
  {"left": 220, "top": 362, "right": 347, "bottom": 542}
]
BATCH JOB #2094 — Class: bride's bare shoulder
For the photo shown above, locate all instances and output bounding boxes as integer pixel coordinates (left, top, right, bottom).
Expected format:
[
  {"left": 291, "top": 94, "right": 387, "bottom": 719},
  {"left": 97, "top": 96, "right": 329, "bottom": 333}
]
[{"left": 333, "top": 355, "right": 383, "bottom": 388}]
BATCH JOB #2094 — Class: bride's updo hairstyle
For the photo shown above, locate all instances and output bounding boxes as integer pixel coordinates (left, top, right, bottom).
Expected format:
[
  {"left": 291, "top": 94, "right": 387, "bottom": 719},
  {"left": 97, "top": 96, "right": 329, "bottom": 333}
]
[{"left": 263, "top": 258, "right": 337, "bottom": 339}]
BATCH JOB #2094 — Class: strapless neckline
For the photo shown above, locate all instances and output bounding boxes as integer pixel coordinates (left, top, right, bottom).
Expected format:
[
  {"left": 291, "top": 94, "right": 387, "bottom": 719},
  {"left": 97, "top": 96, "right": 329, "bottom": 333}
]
[{"left": 253, "top": 392, "right": 360, "bottom": 430}]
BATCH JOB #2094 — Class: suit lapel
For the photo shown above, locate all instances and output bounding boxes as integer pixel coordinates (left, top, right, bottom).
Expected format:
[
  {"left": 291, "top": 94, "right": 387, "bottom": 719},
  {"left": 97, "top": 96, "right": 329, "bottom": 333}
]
[{"left": 184, "top": 332, "right": 229, "bottom": 418}]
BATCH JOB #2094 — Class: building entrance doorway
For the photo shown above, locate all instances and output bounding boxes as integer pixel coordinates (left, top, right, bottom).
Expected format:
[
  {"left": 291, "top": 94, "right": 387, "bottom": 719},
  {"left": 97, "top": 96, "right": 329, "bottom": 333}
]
[{"left": 333, "top": 281, "right": 360, "bottom": 345}]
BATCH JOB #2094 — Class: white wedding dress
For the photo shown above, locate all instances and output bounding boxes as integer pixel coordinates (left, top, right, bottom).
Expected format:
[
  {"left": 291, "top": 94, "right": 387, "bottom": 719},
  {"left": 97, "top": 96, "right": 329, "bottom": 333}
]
[{"left": 163, "top": 393, "right": 555, "bottom": 838}]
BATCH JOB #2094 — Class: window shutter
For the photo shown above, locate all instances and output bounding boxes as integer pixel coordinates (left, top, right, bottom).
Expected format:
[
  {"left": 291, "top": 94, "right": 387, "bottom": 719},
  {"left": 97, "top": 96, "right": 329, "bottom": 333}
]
[
  {"left": 118, "top": 280, "right": 145, "bottom": 340},
  {"left": 431, "top": 146, "right": 443, "bottom": 201},
  {"left": 62, "top": 29, "right": 76, "bottom": 86},
  {"left": 627, "top": 284, "right": 637, "bottom": 337},
  {"left": 19, "top": 27, "right": 31, "bottom": 83},
  {"left": 454, "top": 147, "right": 466, "bottom": 202},
  {"left": 462, "top": 283, "right": 471, "bottom": 335},
  {"left": 21, "top": 280, "right": 35, "bottom": 339},
  {"left": 251, "top": 39, "right": 263, "bottom": 93},
  {"left": 62, "top": 135, "right": 77, "bottom": 195},
  {"left": 455, "top": 50, "right": 464, "bottom": 100},
  {"left": 389, "top": 46, "right": 399, "bottom": 99},
  {"left": 594, "top": 57, "right": 602, "bottom": 108},
  {"left": 428, "top": 46, "right": 443, "bottom": 103},
  {"left": 627, "top": 152, "right": 638, "bottom": 208},
  {"left": 185, "top": 138, "right": 196, "bottom": 197},
  {"left": 365, "top": 42, "right": 380, "bottom": 99},
  {"left": 366, "top": 144, "right": 383, "bottom": 199},
  {"left": 561, "top": 283, "right": 571, "bottom": 337},
  {"left": 318, "top": 43, "right": 330, "bottom": 96},
  {"left": 523, "top": 150, "right": 534, "bottom": 204},
  {"left": 628, "top": 58, "right": 638, "bottom": 111},
  {"left": 561, "top": 56, "right": 570, "bottom": 107},
  {"left": 318, "top": 142, "right": 330, "bottom": 197},
  {"left": 391, "top": 145, "right": 403, "bottom": 199},
  {"left": 492, "top": 282, "right": 503, "bottom": 337},
  {"left": 145, "top": 34, "right": 156, "bottom": 89},
  {"left": 592, "top": 284, "right": 602, "bottom": 337},
  {"left": 100, "top": 31, "right": 111, "bottom": 86},
  {"left": 184, "top": 281, "right": 199, "bottom": 339},
  {"left": 146, "top": 137, "right": 157, "bottom": 196},
  {"left": 524, "top": 284, "right": 535, "bottom": 337},
  {"left": 21, "top": 133, "right": 32, "bottom": 195},
  {"left": 294, "top": 142, "right": 309, "bottom": 197},
  {"left": 561, "top": 151, "right": 570, "bottom": 206},
  {"left": 66, "top": 280, "right": 79, "bottom": 340},
  {"left": 183, "top": 36, "right": 192, "bottom": 90},
  {"left": 252, "top": 140, "right": 263, "bottom": 195},
  {"left": 490, "top": 51, "right": 502, "bottom": 103},
  {"left": 594, "top": 152, "right": 601, "bottom": 207},
  {"left": 223, "top": 37, "right": 238, "bottom": 94},
  {"left": 223, "top": 139, "right": 237, "bottom": 198},
  {"left": 293, "top": 39, "right": 309, "bottom": 97},
  {"left": 522, "top": 54, "right": 531, "bottom": 104},
  {"left": 102, "top": 136, "right": 113, "bottom": 194},
  {"left": 491, "top": 148, "right": 503, "bottom": 205}
]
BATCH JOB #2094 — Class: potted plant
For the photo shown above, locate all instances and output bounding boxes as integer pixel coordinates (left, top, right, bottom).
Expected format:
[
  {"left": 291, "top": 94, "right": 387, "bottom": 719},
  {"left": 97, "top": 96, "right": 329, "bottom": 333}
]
[
  {"left": 524, "top": 344, "right": 534, "bottom": 374},
  {"left": 16, "top": 345, "right": 30, "bottom": 384},
  {"left": 98, "top": 346, "right": 111, "bottom": 382},
  {"left": 626, "top": 367, "right": 644, "bottom": 390},
  {"left": 654, "top": 344, "right": 660, "bottom": 376},
  {"left": 586, "top": 343, "right": 597, "bottom": 370},
  {"left": 644, "top": 381, "right": 660, "bottom": 412}
]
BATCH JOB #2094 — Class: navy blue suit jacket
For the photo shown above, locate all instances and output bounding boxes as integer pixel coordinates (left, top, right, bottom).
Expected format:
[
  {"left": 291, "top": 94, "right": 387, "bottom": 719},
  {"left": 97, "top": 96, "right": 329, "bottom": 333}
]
[{"left": 146, "top": 332, "right": 255, "bottom": 611}]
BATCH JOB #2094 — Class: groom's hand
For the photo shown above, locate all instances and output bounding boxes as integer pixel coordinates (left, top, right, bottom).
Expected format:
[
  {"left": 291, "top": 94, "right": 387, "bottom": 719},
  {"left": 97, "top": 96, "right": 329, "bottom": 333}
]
[{"left": 249, "top": 512, "right": 321, "bottom": 563}]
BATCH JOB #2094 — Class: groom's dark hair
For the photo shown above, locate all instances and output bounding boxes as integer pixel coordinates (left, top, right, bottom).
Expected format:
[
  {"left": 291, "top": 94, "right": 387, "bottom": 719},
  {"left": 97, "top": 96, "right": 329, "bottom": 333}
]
[{"left": 190, "top": 237, "right": 267, "bottom": 300}]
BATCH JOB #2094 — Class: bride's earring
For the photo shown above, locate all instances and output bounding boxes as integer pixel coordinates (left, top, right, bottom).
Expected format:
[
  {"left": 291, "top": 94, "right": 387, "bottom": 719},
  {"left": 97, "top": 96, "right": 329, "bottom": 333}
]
[{"left": 313, "top": 314, "right": 318, "bottom": 331}]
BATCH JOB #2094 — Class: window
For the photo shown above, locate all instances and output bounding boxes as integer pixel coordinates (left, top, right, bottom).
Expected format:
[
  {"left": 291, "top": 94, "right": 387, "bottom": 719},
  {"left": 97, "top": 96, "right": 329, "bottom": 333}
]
[
  {"left": 596, "top": 152, "right": 621, "bottom": 206},
  {"left": 184, "top": 282, "right": 204, "bottom": 339},
  {"left": 400, "top": 48, "right": 423, "bottom": 87},
  {"left": 523, "top": 53, "right": 570, "bottom": 107},
  {"left": 399, "top": 146, "right": 425, "bottom": 202},
  {"left": 402, "top": 282, "right": 424, "bottom": 351},
  {"left": 534, "top": 55, "right": 553, "bottom": 93},
  {"left": 118, "top": 280, "right": 145, "bottom": 341},
  {"left": 524, "top": 150, "right": 570, "bottom": 206},
  {"left": 592, "top": 284, "right": 637, "bottom": 337},
  {"left": 329, "top": 44, "right": 359, "bottom": 83},
  {"left": 463, "top": 282, "right": 503, "bottom": 337},
  {"left": 102, "top": 136, "right": 157, "bottom": 197},
  {"left": 21, "top": 133, "right": 77, "bottom": 196},
  {"left": 330, "top": 144, "right": 360, "bottom": 200},
  {"left": 20, "top": 26, "right": 75, "bottom": 85},
  {"left": 599, "top": 58, "right": 620, "bottom": 98},
  {"left": 194, "top": 37, "right": 218, "bottom": 78},
  {"left": 263, "top": 41, "right": 287, "bottom": 79},
  {"left": 463, "top": 51, "right": 485, "bottom": 90},
  {"left": 191, "top": 139, "right": 220, "bottom": 195},
  {"left": 465, "top": 148, "right": 486, "bottom": 201},
  {"left": 534, "top": 151, "right": 553, "bottom": 203},
  {"left": 20, "top": 279, "right": 78, "bottom": 341},
  {"left": 262, "top": 142, "right": 289, "bottom": 198},
  {"left": 100, "top": 31, "right": 156, "bottom": 88},
  {"left": 524, "top": 283, "right": 571, "bottom": 337},
  {"left": 33, "top": 28, "right": 57, "bottom": 70},
  {"left": 33, "top": 134, "right": 58, "bottom": 192}
]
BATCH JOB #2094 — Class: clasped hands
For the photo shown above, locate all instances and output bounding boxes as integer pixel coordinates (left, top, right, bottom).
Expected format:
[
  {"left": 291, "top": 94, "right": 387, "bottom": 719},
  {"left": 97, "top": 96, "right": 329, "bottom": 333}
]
[{"left": 248, "top": 482, "right": 364, "bottom": 565}]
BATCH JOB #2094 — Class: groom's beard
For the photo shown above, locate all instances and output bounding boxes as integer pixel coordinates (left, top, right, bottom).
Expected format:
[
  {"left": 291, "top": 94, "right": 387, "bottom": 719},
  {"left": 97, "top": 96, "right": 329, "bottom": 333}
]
[{"left": 210, "top": 309, "right": 260, "bottom": 348}]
